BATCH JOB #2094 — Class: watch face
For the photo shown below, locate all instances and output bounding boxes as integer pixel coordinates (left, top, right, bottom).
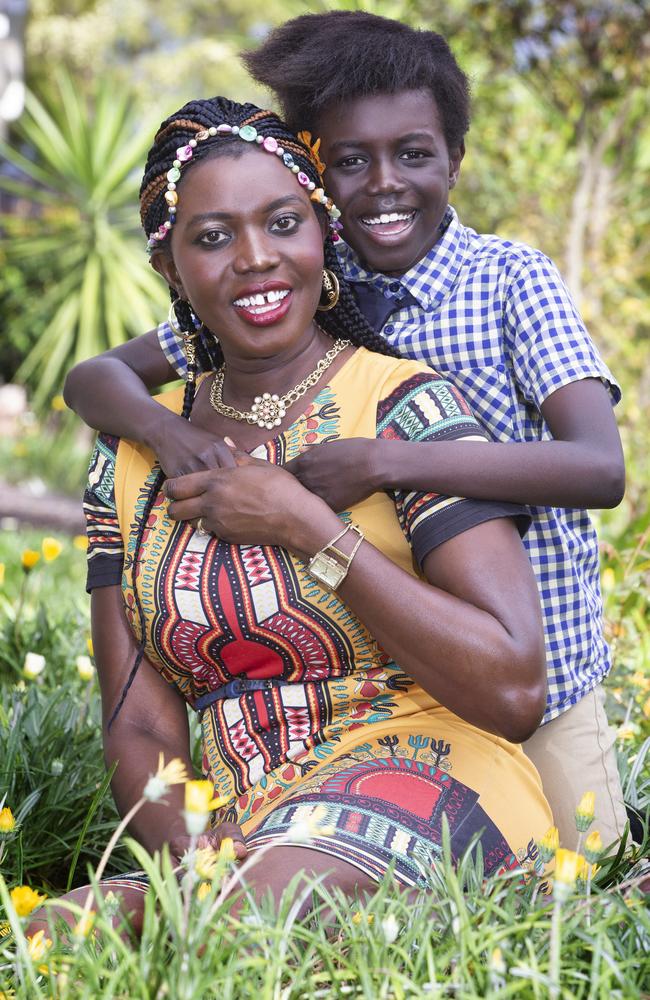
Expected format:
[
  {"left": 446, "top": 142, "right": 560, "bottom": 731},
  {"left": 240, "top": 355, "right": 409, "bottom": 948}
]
[{"left": 308, "top": 552, "right": 346, "bottom": 590}]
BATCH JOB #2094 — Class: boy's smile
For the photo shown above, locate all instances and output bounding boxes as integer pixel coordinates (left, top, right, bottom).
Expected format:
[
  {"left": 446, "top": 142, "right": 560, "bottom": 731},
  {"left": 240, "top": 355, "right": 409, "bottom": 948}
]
[{"left": 318, "top": 89, "right": 463, "bottom": 276}]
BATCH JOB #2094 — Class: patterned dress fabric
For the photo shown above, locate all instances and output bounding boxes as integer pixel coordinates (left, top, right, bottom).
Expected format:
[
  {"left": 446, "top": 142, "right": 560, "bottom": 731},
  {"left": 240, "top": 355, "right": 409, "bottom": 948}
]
[{"left": 85, "top": 348, "right": 552, "bottom": 889}]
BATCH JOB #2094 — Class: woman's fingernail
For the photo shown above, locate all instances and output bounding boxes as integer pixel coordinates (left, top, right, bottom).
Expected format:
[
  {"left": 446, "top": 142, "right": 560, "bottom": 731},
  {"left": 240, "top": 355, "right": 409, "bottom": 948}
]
[{"left": 224, "top": 436, "right": 236, "bottom": 448}]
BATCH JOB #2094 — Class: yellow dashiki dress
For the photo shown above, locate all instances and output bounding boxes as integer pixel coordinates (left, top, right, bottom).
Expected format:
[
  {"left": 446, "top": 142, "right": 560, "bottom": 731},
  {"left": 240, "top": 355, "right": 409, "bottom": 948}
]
[{"left": 84, "top": 347, "right": 552, "bottom": 888}]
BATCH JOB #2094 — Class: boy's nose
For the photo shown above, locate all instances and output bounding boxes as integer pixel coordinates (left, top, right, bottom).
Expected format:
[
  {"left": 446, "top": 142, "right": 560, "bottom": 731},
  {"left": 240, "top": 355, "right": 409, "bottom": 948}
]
[{"left": 365, "top": 157, "right": 407, "bottom": 197}]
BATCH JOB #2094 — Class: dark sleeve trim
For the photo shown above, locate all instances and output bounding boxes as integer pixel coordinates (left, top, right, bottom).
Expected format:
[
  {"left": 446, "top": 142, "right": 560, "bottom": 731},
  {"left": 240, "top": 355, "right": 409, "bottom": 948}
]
[
  {"left": 86, "top": 555, "right": 123, "bottom": 594},
  {"left": 411, "top": 501, "right": 531, "bottom": 569}
]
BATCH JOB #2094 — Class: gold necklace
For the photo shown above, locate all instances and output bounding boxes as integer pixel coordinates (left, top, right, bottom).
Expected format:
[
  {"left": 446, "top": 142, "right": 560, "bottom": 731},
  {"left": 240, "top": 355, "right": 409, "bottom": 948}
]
[{"left": 209, "top": 339, "right": 351, "bottom": 429}]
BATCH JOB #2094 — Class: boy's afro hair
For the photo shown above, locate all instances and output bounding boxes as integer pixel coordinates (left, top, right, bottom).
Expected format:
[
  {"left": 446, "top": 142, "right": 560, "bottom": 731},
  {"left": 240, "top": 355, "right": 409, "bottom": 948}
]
[{"left": 243, "top": 10, "right": 470, "bottom": 151}]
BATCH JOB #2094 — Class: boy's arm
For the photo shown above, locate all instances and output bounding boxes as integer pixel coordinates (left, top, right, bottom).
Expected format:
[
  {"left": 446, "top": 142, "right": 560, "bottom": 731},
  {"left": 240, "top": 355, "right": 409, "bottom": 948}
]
[
  {"left": 285, "top": 376, "right": 625, "bottom": 511},
  {"left": 287, "top": 253, "right": 625, "bottom": 512},
  {"left": 64, "top": 331, "right": 234, "bottom": 478}
]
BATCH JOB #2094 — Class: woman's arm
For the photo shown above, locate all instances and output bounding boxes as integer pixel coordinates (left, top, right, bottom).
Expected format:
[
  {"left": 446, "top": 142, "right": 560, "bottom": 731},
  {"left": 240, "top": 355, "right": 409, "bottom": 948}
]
[
  {"left": 64, "top": 332, "right": 236, "bottom": 479},
  {"left": 92, "top": 585, "right": 194, "bottom": 853},
  {"left": 164, "top": 463, "right": 546, "bottom": 744},
  {"left": 286, "top": 378, "right": 625, "bottom": 511}
]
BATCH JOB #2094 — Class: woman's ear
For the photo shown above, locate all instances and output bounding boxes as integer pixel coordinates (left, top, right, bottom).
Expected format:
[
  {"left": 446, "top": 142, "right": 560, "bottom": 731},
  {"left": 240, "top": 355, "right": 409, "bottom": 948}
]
[{"left": 150, "top": 250, "right": 185, "bottom": 299}]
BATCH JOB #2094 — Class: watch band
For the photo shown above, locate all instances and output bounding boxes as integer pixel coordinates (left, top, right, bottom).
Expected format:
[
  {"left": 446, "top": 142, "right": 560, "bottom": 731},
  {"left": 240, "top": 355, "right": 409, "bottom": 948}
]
[{"left": 307, "top": 523, "right": 365, "bottom": 591}]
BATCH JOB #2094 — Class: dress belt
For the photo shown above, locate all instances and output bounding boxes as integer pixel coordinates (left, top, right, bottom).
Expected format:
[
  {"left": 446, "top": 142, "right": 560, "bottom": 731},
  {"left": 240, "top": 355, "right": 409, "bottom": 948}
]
[{"left": 195, "top": 677, "right": 289, "bottom": 712}]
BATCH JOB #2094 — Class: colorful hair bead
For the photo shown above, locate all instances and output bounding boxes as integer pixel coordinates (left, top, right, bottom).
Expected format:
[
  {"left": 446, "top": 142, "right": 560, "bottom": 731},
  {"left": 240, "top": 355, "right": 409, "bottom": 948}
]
[{"left": 147, "top": 120, "right": 341, "bottom": 252}]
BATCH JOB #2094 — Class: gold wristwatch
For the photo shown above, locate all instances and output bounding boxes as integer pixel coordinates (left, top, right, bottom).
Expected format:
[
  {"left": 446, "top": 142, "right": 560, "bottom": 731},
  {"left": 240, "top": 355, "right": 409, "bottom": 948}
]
[{"left": 307, "top": 523, "right": 365, "bottom": 591}]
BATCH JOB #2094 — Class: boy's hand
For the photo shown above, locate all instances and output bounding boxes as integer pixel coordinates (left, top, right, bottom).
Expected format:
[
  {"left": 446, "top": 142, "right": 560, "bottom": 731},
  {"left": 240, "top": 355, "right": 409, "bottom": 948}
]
[
  {"left": 285, "top": 438, "right": 380, "bottom": 512},
  {"left": 146, "top": 413, "right": 237, "bottom": 478}
]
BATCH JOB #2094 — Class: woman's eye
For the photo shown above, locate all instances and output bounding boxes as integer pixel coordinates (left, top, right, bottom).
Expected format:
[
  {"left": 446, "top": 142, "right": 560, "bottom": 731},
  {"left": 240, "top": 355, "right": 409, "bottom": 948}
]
[
  {"left": 336, "top": 155, "right": 366, "bottom": 169},
  {"left": 198, "top": 230, "right": 228, "bottom": 246},
  {"left": 271, "top": 214, "right": 300, "bottom": 234}
]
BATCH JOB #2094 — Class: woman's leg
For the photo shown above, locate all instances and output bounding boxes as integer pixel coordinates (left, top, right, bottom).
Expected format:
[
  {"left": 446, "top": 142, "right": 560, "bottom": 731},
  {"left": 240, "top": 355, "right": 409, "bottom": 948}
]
[
  {"left": 232, "top": 844, "right": 377, "bottom": 920},
  {"left": 25, "top": 880, "right": 148, "bottom": 940}
]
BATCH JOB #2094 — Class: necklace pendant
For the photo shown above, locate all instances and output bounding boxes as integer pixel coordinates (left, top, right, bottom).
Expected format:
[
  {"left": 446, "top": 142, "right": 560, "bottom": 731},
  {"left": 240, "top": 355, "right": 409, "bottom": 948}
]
[{"left": 251, "top": 392, "right": 286, "bottom": 430}]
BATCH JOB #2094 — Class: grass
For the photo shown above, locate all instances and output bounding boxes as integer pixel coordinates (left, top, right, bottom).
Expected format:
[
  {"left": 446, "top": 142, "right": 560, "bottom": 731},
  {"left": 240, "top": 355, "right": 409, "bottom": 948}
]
[{"left": 0, "top": 521, "right": 648, "bottom": 998}]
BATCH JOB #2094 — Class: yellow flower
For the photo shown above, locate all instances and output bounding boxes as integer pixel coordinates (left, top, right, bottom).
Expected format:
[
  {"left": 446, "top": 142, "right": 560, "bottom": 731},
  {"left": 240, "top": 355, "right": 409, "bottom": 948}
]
[
  {"left": 143, "top": 755, "right": 189, "bottom": 802},
  {"left": 219, "top": 837, "right": 236, "bottom": 862},
  {"left": 41, "top": 537, "right": 63, "bottom": 562},
  {"left": 193, "top": 846, "right": 220, "bottom": 880},
  {"left": 0, "top": 807, "right": 16, "bottom": 833},
  {"left": 75, "top": 655, "right": 95, "bottom": 681},
  {"left": 184, "top": 780, "right": 229, "bottom": 836},
  {"left": 601, "top": 567, "right": 616, "bottom": 591},
  {"left": 87, "top": 636, "right": 94, "bottom": 657},
  {"left": 73, "top": 913, "right": 95, "bottom": 939},
  {"left": 21, "top": 550, "right": 40, "bottom": 572},
  {"left": 489, "top": 947, "right": 506, "bottom": 974},
  {"left": 23, "top": 652, "right": 46, "bottom": 679},
  {"left": 575, "top": 791, "right": 596, "bottom": 832},
  {"left": 50, "top": 395, "right": 67, "bottom": 412},
  {"left": 197, "top": 881, "right": 211, "bottom": 901},
  {"left": 26, "top": 928, "right": 52, "bottom": 963},
  {"left": 184, "top": 780, "right": 228, "bottom": 814},
  {"left": 617, "top": 724, "right": 637, "bottom": 742},
  {"left": 10, "top": 885, "right": 46, "bottom": 917},
  {"left": 352, "top": 911, "right": 374, "bottom": 926},
  {"left": 553, "top": 849, "right": 582, "bottom": 891},
  {"left": 630, "top": 671, "right": 650, "bottom": 692},
  {"left": 584, "top": 830, "right": 603, "bottom": 864},
  {"left": 643, "top": 696, "right": 650, "bottom": 720},
  {"left": 537, "top": 825, "right": 560, "bottom": 863},
  {"left": 0, "top": 563, "right": 5, "bottom": 587},
  {"left": 73, "top": 535, "right": 89, "bottom": 552}
]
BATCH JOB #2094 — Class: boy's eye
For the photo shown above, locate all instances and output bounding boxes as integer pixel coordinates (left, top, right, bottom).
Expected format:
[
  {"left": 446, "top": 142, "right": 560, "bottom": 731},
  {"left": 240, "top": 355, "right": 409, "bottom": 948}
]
[
  {"left": 400, "top": 149, "right": 430, "bottom": 161},
  {"left": 271, "top": 214, "right": 300, "bottom": 234}
]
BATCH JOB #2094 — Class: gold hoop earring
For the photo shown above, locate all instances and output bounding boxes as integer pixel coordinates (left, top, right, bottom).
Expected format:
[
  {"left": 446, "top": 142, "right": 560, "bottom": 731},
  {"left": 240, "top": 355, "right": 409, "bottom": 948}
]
[
  {"left": 168, "top": 298, "right": 184, "bottom": 336},
  {"left": 317, "top": 268, "right": 340, "bottom": 311}
]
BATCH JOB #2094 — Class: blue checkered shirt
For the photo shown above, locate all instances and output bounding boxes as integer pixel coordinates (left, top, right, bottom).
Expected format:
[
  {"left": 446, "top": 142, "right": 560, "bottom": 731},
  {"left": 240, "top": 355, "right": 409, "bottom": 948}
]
[{"left": 157, "top": 206, "right": 621, "bottom": 724}]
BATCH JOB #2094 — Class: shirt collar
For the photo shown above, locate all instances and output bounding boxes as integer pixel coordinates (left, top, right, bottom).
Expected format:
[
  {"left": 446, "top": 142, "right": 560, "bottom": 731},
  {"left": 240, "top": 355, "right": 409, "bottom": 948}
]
[{"left": 335, "top": 205, "right": 468, "bottom": 311}]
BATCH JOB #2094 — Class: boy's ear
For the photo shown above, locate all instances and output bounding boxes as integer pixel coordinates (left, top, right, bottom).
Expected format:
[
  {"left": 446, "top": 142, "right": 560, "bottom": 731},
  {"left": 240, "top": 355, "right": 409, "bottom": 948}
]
[
  {"left": 150, "top": 250, "right": 185, "bottom": 299},
  {"left": 449, "top": 142, "right": 465, "bottom": 190}
]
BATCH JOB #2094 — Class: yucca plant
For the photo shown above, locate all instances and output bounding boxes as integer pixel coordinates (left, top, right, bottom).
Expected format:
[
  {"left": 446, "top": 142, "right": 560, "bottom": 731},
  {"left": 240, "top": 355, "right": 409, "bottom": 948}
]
[{"left": 0, "top": 71, "right": 168, "bottom": 408}]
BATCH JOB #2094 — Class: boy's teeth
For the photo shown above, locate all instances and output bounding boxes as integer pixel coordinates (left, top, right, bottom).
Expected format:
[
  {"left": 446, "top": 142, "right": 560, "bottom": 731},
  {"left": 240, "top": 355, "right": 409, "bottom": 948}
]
[
  {"left": 234, "top": 289, "right": 290, "bottom": 309},
  {"left": 362, "top": 211, "right": 413, "bottom": 225}
]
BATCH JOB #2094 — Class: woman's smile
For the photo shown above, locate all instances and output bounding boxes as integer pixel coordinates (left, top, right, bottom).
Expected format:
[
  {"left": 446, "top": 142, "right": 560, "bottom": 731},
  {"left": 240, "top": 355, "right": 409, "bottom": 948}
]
[{"left": 232, "top": 281, "right": 294, "bottom": 326}]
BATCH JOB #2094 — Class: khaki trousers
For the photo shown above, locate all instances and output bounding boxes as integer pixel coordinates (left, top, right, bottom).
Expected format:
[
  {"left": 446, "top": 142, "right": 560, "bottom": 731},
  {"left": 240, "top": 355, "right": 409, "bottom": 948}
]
[{"left": 523, "top": 685, "right": 627, "bottom": 850}]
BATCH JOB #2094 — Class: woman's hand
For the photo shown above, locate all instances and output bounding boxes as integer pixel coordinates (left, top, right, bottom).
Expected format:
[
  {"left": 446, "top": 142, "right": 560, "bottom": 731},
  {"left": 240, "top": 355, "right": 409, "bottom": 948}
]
[
  {"left": 285, "top": 439, "right": 380, "bottom": 512},
  {"left": 165, "top": 451, "right": 326, "bottom": 550},
  {"left": 169, "top": 822, "right": 247, "bottom": 865},
  {"left": 148, "top": 413, "right": 238, "bottom": 479}
]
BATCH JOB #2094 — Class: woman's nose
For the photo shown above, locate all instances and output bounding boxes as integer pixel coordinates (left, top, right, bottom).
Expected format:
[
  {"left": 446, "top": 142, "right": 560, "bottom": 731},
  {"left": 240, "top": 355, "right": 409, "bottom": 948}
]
[{"left": 232, "top": 229, "right": 279, "bottom": 273}]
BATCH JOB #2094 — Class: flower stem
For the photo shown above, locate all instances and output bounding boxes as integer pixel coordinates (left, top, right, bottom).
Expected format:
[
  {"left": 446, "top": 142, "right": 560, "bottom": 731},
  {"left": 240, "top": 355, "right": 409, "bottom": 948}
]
[
  {"left": 549, "top": 897, "right": 563, "bottom": 999},
  {"left": 80, "top": 796, "right": 145, "bottom": 922}
]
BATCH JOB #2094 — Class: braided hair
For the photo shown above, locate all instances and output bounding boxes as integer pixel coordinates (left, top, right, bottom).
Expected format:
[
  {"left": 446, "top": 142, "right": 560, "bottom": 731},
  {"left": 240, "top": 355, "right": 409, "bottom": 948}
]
[{"left": 109, "top": 95, "right": 401, "bottom": 726}]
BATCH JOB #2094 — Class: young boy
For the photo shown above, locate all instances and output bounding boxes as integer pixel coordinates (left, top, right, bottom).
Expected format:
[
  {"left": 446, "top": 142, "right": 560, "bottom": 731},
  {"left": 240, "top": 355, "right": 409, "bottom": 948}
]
[{"left": 64, "top": 12, "right": 626, "bottom": 847}]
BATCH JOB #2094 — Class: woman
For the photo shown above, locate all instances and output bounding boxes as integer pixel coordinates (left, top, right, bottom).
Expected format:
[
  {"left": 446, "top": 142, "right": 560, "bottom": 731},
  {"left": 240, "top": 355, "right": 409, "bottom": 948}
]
[{"left": 39, "top": 96, "right": 551, "bottom": 931}]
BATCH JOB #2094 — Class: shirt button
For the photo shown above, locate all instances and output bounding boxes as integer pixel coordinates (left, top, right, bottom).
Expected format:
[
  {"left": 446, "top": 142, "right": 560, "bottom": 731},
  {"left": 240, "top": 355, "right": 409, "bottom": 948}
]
[
  {"left": 389, "top": 282, "right": 401, "bottom": 293},
  {"left": 384, "top": 324, "right": 394, "bottom": 335}
]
